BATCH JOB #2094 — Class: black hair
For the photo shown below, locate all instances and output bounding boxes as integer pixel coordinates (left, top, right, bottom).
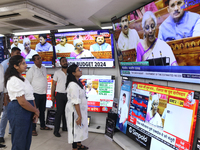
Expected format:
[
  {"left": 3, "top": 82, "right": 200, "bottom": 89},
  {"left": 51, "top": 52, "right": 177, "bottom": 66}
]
[
  {"left": 60, "top": 57, "right": 66, "bottom": 62},
  {"left": 11, "top": 47, "right": 21, "bottom": 53},
  {"left": 32, "top": 54, "right": 40, "bottom": 61},
  {"left": 39, "top": 34, "right": 47, "bottom": 39},
  {"left": 120, "top": 15, "right": 128, "bottom": 22},
  {"left": 95, "top": 35, "right": 105, "bottom": 44},
  {"left": 123, "top": 93, "right": 126, "bottom": 97},
  {"left": 66, "top": 63, "right": 83, "bottom": 89},
  {"left": 4, "top": 55, "right": 25, "bottom": 87}
]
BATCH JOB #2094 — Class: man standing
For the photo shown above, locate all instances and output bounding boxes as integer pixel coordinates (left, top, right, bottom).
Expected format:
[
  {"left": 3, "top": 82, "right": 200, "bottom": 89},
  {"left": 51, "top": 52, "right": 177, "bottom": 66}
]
[
  {"left": 118, "top": 15, "right": 140, "bottom": 51},
  {"left": 0, "top": 47, "right": 21, "bottom": 146},
  {"left": 158, "top": 0, "right": 200, "bottom": 41},
  {"left": 10, "top": 36, "right": 24, "bottom": 52},
  {"left": 55, "top": 36, "right": 74, "bottom": 53},
  {"left": 35, "top": 34, "right": 53, "bottom": 52},
  {"left": 51, "top": 57, "right": 68, "bottom": 137},
  {"left": 26, "top": 54, "right": 52, "bottom": 136},
  {"left": 119, "top": 93, "right": 128, "bottom": 132}
]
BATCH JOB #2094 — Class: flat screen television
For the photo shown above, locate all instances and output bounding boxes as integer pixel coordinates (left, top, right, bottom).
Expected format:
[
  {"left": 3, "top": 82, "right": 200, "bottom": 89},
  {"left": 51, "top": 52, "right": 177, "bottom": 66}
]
[
  {"left": 10, "top": 34, "right": 54, "bottom": 68},
  {"left": 112, "top": 0, "right": 200, "bottom": 83},
  {"left": 0, "top": 37, "right": 4, "bottom": 63},
  {"left": 80, "top": 75, "right": 115, "bottom": 113},
  {"left": 54, "top": 30, "right": 115, "bottom": 68},
  {"left": 116, "top": 80, "right": 198, "bottom": 150}
]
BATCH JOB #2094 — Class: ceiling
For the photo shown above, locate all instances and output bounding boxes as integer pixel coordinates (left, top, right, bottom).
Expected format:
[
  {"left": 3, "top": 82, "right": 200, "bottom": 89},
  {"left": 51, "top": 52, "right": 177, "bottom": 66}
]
[{"left": 0, "top": 0, "right": 152, "bottom": 34}]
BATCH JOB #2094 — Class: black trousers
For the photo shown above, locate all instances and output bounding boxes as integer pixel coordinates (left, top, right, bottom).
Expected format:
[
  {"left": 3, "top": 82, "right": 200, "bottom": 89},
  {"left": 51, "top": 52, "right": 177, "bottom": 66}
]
[
  {"left": 33, "top": 93, "right": 46, "bottom": 130},
  {"left": 54, "top": 92, "right": 67, "bottom": 133},
  {"left": 72, "top": 142, "right": 81, "bottom": 149}
]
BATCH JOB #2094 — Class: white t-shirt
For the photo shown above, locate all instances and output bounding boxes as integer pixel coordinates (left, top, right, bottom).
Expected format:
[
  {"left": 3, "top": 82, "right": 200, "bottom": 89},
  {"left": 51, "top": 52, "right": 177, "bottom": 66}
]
[
  {"left": 53, "top": 69, "right": 67, "bottom": 93},
  {"left": 7, "top": 76, "right": 34, "bottom": 101},
  {"left": 55, "top": 43, "right": 74, "bottom": 53},
  {"left": 86, "top": 88, "right": 97, "bottom": 95},
  {"left": 26, "top": 64, "right": 47, "bottom": 94},
  {"left": 119, "top": 103, "right": 128, "bottom": 123},
  {"left": 0, "top": 64, "right": 4, "bottom": 92}
]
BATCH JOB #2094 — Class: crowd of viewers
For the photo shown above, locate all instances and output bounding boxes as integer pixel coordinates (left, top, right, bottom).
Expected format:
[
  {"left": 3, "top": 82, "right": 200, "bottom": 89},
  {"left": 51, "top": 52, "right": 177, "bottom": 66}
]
[{"left": 0, "top": 47, "right": 89, "bottom": 150}]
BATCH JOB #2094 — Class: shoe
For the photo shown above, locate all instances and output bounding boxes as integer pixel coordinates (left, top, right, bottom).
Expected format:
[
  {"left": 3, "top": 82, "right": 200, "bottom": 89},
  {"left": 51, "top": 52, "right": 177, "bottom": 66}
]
[
  {"left": 32, "top": 130, "right": 38, "bottom": 136},
  {"left": 54, "top": 132, "right": 61, "bottom": 137},
  {"left": 0, "top": 137, "right": 4, "bottom": 143},
  {"left": 0, "top": 143, "right": 6, "bottom": 149},
  {"left": 62, "top": 128, "right": 67, "bottom": 131}
]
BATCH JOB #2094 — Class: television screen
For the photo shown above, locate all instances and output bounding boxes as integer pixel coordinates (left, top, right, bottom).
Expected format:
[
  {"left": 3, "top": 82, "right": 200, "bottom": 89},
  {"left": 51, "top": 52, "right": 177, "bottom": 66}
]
[
  {"left": 116, "top": 80, "right": 198, "bottom": 150},
  {"left": 54, "top": 30, "right": 115, "bottom": 68},
  {"left": 10, "top": 34, "right": 54, "bottom": 68},
  {"left": 112, "top": 0, "right": 200, "bottom": 83},
  {"left": 0, "top": 37, "right": 4, "bottom": 63},
  {"left": 80, "top": 75, "right": 115, "bottom": 113}
]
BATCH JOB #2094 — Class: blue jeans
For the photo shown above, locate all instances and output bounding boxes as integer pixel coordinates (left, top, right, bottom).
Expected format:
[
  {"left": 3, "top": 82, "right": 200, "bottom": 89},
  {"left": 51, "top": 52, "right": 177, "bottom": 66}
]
[
  {"left": 7, "top": 100, "right": 34, "bottom": 150},
  {"left": 0, "top": 105, "right": 12, "bottom": 137}
]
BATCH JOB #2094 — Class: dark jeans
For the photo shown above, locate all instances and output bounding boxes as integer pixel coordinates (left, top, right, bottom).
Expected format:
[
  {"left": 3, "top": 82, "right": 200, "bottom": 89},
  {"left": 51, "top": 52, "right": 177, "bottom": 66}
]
[
  {"left": 7, "top": 100, "right": 34, "bottom": 150},
  {"left": 32, "top": 93, "right": 46, "bottom": 131},
  {"left": 54, "top": 92, "right": 67, "bottom": 133}
]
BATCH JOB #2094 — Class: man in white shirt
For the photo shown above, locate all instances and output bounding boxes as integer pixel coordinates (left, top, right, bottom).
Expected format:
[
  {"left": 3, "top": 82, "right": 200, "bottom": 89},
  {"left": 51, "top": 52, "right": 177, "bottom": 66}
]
[
  {"left": 11, "top": 36, "right": 24, "bottom": 53},
  {"left": 119, "top": 93, "right": 128, "bottom": 131},
  {"left": 55, "top": 36, "right": 74, "bottom": 53},
  {"left": 51, "top": 57, "right": 68, "bottom": 137},
  {"left": 26, "top": 54, "right": 51, "bottom": 136},
  {"left": 118, "top": 15, "right": 140, "bottom": 51}
]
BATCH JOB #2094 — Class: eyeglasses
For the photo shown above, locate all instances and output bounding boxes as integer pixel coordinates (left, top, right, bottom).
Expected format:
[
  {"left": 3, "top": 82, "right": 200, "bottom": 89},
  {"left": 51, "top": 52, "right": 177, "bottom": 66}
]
[
  {"left": 76, "top": 44, "right": 83, "bottom": 47},
  {"left": 76, "top": 68, "right": 82, "bottom": 72},
  {"left": 144, "top": 23, "right": 155, "bottom": 31}
]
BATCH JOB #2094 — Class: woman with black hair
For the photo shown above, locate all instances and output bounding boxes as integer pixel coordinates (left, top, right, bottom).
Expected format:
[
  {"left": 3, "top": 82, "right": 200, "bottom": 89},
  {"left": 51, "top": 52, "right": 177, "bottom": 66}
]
[
  {"left": 4, "top": 55, "right": 39, "bottom": 150},
  {"left": 65, "top": 64, "right": 88, "bottom": 150}
]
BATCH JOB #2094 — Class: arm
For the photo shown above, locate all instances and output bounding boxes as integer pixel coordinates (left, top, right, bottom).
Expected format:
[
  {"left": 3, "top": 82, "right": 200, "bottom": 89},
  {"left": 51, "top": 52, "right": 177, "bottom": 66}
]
[
  {"left": 3, "top": 93, "right": 10, "bottom": 106},
  {"left": 51, "top": 80, "right": 57, "bottom": 102},
  {"left": 193, "top": 19, "right": 200, "bottom": 37},
  {"left": 26, "top": 68, "right": 33, "bottom": 84},
  {"left": 74, "top": 104, "right": 82, "bottom": 126}
]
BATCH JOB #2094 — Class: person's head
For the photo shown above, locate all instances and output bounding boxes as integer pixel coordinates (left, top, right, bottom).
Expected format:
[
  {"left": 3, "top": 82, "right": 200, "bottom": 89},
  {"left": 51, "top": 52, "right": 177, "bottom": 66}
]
[
  {"left": 87, "top": 81, "right": 93, "bottom": 89},
  {"left": 151, "top": 94, "right": 159, "bottom": 115},
  {"left": 4, "top": 55, "right": 26, "bottom": 87},
  {"left": 60, "top": 57, "right": 68, "bottom": 69},
  {"left": 95, "top": 35, "right": 105, "bottom": 45},
  {"left": 60, "top": 36, "right": 67, "bottom": 46},
  {"left": 66, "top": 63, "right": 83, "bottom": 89},
  {"left": 39, "top": 34, "right": 47, "bottom": 45},
  {"left": 142, "top": 11, "right": 157, "bottom": 43},
  {"left": 167, "top": 0, "right": 185, "bottom": 21},
  {"left": 73, "top": 39, "right": 83, "bottom": 51},
  {"left": 32, "top": 54, "right": 42, "bottom": 67},
  {"left": 122, "top": 93, "right": 126, "bottom": 104},
  {"left": 120, "top": 15, "right": 129, "bottom": 35},
  {"left": 187, "top": 92, "right": 193, "bottom": 103},
  {"left": 11, "top": 47, "right": 21, "bottom": 57},
  {"left": 23, "top": 38, "right": 31, "bottom": 52},
  {"left": 13, "top": 36, "right": 19, "bottom": 46}
]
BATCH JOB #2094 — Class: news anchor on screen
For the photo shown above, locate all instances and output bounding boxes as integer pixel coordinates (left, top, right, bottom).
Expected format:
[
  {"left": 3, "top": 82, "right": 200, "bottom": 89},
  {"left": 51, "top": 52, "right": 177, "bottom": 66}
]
[
  {"left": 136, "top": 11, "right": 178, "bottom": 66},
  {"left": 55, "top": 36, "right": 74, "bottom": 53},
  {"left": 70, "top": 39, "right": 94, "bottom": 59},
  {"left": 119, "top": 93, "right": 128, "bottom": 131},
  {"left": 90, "top": 35, "right": 111, "bottom": 51},
  {"left": 158, "top": 0, "right": 200, "bottom": 41},
  {"left": 35, "top": 34, "right": 53, "bottom": 52}
]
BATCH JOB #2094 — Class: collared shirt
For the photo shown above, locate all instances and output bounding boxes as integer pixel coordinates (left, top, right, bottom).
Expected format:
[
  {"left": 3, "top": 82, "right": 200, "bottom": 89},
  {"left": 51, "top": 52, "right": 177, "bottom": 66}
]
[
  {"left": 118, "top": 28, "right": 140, "bottom": 51},
  {"left": 158, "top": 11, "right": 200, "bottom": 41},
  {"left": 53, "top": 69, "right": 67, "bottom": 93},
  {"left": 0, "top": 64, "right": 4, "bottom": 92},
  {"left": 90, "top": 43, "right": 111, "bottom": 52},
  {"left": 119, "top": 103, "right": 128, "bottom": 123},
  {"left": 35, "top": 42, "right": 53, "bottom": 52},
  {"left": 55, "top": 43, "right": 74, "bottom": 53},
  {"left": 7, "top": 76, "right": 34, "bottom": 101},
  {"left": 26, "top": 64, "right": 47, "bottom": 94},
  {"left": 11, "top": 43, "right": 24, "bottom": 52}
]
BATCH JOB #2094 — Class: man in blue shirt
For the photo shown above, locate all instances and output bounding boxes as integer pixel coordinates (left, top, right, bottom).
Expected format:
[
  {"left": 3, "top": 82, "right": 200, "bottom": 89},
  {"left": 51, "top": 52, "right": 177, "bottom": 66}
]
[
  {"left": 0, "top": 47, "right": 21, "bottom": 144},
  {"left": 35, "top": 34, "right": 53, "bottom": 52},
  {"left": 90, "top": 35, "right": 111, "bottom": 51},
  {"left": 158, "top": 0, "right": 200, "bottom": 41}
]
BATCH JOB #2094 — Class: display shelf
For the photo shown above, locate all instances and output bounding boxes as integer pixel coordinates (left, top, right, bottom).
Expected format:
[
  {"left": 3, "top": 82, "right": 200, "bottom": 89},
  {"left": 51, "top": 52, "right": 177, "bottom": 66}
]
[
  {"left": 88, "top": 123, "right": 105, "bottom": 133},
  {"left": 113, "top": 132, "right": 146, "bottom": 150}
]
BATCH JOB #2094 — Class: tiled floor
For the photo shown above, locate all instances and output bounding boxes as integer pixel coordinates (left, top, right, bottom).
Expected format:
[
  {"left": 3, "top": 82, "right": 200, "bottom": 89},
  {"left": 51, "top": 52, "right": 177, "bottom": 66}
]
[{"left": 3, "top": 125, "right": 123, "bottom": 150}]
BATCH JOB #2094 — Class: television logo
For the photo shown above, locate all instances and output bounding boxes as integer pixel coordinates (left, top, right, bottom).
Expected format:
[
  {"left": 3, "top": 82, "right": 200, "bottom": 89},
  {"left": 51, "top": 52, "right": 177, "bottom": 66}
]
[
  {"left": 181, "top": 0, "right": 200, "bottom": 9},
  {"left": 129, "top": 127, "right": 147, "bottom": 142}
]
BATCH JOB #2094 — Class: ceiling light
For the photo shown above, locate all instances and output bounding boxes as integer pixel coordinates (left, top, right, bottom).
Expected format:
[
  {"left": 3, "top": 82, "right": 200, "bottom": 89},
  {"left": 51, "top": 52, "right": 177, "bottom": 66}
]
[
  {"left": 58, "top": 28, "right": 84, "bottom": 32},
  {"left": 0, "top": 34, "right": 4, "bottom": 37},
  {"left": 101, "top": 26, "right": 113, "bottom": 29},
  {"left": 13, "top": 30, "right": 50, "bottom": 36}
]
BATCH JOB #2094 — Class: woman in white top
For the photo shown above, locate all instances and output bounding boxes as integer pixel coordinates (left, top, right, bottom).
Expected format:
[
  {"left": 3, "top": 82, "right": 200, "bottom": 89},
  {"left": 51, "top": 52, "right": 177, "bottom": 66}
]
[
  {"left": 65, "top": 64, "right": 88, "bottom": 150},
  {"left": 4, "top": 55, "right": 39, "bottom": 150}
]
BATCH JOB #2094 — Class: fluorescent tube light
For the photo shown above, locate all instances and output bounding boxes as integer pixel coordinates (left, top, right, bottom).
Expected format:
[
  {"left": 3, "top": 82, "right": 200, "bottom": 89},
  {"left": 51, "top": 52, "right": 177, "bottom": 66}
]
[
  {"left": 13, "top": 30, "right": 50, "bottom": 36},
  {"left": 58, "top": 28, "right": 84, "bottom": 32},
  {"left": 0, "top": 34, "right": 4, "bottom": 37},
  {"left": 101, "top": 26, "right": 113, "bottom": 29}
]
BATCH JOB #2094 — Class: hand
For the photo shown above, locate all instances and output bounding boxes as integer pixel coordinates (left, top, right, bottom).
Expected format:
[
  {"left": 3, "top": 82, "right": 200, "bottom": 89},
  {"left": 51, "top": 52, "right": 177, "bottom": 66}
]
[
  {"left": 33, "top": 114, "right": 38, "bottom": 123},
  {"left": 51, "top": 96, "right": 55, "bottom": 102},
  {"left": 34, "top": 109, "right": 40, "bottom": 117},
  {"left": 76, "top": 116, "right": 82, "bottom": 126},
  {"left": 3, "top": 93, "right": 9, "bottom": 106}
]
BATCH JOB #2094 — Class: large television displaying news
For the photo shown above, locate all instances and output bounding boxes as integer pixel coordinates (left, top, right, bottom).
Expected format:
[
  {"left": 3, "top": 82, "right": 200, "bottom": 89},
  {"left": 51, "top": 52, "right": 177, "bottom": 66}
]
[
  {"left": 0, "top": 37, "right": 4, "bottom": 63},
  {"left": 112, "top": 0, "right": 200, "bottom": 83},
  {"left": 10, "top": 34, "right": 54, "bottom": 68},
  {"left": 54, "top": 30, "right": 115, "bottom": 68},
  {"left": 116, "top": 80, "right": 198, "bottom": 150},
  {"left": 80, "top": 75, "right": 115, "bottom": 113}
]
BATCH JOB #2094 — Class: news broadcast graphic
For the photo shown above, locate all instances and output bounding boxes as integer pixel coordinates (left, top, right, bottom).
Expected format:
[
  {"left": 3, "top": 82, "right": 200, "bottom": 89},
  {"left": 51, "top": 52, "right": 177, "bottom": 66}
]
[
  {"left": 116, "top": 80, "right": 132, "bottom": 134},
  {"left": 112, "top": 0, "right": 200, "bottom": 83},
  {"left": 117, "top": 81, "right": 199, "bottom": 150},
  {"left": 54, "top": 30, "right": 115, "bottom": 68},
  {"left": 0, "top": 38, "right": 4, "bottom": 63},
  {"left": 79, "top": 75, "right": 115, "bottom": 113},
  {"left": 10, "top": 34, "right": 54, "bottom": 68}
]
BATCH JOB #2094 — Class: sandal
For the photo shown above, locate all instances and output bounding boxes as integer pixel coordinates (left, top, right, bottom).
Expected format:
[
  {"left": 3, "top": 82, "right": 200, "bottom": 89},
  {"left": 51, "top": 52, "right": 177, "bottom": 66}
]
[
  {"left": 40, "top": 126, "right": 52, "bottom": 130},
  {"left": 77, "top": 144, "right": 89, "bottom": 150},
  {"left": 32, "top": 130, "right": 38, "bottom": 136}
]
